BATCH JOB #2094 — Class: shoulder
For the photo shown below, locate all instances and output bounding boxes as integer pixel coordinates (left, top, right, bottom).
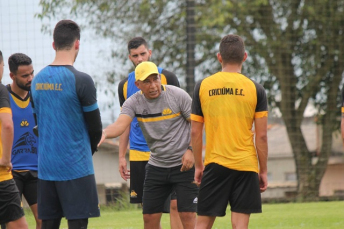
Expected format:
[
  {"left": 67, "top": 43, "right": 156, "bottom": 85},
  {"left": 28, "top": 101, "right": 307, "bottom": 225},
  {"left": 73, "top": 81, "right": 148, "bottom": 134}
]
[
  {"left": 0, "top": 84, "right": 7, "bottom": 93},
  {"left": 118, "top": 76, "right": 129, "bottom": 89},
  {"left": 161, "top": 69, "right": 176, "bottom": 78},
  {"left": 165, "top": 85, "right": 190, "bottom": 97},
  {"left": 0, "top": 84, "right": 11, "bottom": 109},
  {"left": 160, "top": 69, "right": 180, "bottom": 87},
  {"left": 246, "top": 77, "right": 266, "bottom": 93},
  {"left": 67, "top": 67, "right": 95, "bottom": 89},
  {"left": 68, "top": 66, "right": 93, "bottom": 81},
  {"left": 165, "top": 84, "right": 181, "bottom": 91}
]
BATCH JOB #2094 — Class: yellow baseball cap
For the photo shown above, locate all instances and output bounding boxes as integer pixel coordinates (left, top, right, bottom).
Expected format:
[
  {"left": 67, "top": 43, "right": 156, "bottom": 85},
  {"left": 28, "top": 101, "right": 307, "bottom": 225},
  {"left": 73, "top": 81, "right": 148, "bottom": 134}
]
[{"left": 135, "top": 61, "right": 159, "bottom": 81}]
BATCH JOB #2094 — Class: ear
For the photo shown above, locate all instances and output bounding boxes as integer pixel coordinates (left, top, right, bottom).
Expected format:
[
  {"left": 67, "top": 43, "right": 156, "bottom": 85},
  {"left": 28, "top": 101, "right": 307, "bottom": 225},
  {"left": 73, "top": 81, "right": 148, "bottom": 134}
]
[
  {"left": 134, "top": 81, "right": 140, "bottom": 89},
  {"left": 75, "top": 40, "right": 80, "bottom": 50},
  {"left": 217, "top": 53, "right": 222, "bottom": 64},
  {"left": 52, "top": 41, "right": 56, "bottom": 50},
  {"left": 9, "top": 72, "right": 15, "bottom": 80},
  {"left": 148, "top": 49, "right": 152, "bottom": 57},
  {"left": 243, "top": 52, "right": 248, "bottom": 62}
]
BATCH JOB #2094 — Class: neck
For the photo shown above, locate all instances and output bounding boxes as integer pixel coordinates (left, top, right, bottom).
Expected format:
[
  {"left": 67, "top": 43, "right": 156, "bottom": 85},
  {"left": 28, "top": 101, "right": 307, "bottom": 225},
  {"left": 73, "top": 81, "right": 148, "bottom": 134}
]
[
  {"left": 51, "top": 50, "right": 76, "bottom": 66},
  {"left": 10, "top": 84, "right": 28, "bottom": 99},
  {"left": 222, "top": 64, "right": 242, "bottom": 73}
]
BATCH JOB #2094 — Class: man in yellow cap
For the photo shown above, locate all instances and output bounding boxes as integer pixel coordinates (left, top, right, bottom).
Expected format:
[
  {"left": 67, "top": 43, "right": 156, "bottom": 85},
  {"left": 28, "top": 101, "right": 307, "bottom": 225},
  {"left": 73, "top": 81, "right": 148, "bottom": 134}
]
[{"left": 99, "top": 61, "right": 198, "bottom": 229}]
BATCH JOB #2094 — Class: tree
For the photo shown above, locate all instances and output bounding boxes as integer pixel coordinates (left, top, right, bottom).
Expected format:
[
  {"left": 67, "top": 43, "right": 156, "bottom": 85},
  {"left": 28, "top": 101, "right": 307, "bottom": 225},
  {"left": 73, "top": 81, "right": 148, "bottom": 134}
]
[
  {"left": 38, "top": 0, "right": 344, "bottom": 200},
  {"left": 199, "top": 0, "right": 344, "bottom": 200}
]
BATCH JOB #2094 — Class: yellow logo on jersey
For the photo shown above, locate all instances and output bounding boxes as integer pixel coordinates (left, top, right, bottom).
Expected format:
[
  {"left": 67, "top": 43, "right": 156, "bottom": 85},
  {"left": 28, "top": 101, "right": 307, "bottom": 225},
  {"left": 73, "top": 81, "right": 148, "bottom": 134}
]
[
  {"left": 130, "top": 190, "right": 138, "bottom": 198},
  {"left": 20, "top": 120, "right": 29, "bottom": 127},
  {"left": 35, "top": 83, "right": 63, "bottom": 91},
  {"left": 162, "top": 108, "right": 172, "bottom": 115}
]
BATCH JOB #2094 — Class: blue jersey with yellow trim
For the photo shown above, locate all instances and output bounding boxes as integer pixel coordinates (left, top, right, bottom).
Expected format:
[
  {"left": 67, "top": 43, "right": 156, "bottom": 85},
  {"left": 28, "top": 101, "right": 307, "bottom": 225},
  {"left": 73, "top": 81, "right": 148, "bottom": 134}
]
[
  {"left": 7, "top": 89, "right": 38, "bottom": 171},
  {"left": 32, "top": 65, "right": 98, "bottom": 181},
  {"left": 126, "top": 67, "right": 163, "bottom": 152}
]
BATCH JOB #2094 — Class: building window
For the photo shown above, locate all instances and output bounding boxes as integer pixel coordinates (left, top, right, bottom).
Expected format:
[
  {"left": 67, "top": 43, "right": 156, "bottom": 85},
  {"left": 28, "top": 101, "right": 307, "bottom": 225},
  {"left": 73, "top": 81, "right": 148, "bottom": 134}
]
[{"left": 285, "top": 172, "right": 297, "bottom": 181}]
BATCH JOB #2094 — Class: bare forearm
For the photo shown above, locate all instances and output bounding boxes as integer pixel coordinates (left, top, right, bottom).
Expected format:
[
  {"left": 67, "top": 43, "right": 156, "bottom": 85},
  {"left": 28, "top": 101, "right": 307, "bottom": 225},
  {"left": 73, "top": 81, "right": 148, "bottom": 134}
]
[
  {"left": 255, "top": 135, "right": 268, "bottom": 173},
  {"left": 119, "top": 127, "right": 130, "bottom": 159},
  {"left": 104, "top": 114, "right": 132, "bottom": 139},
  {"left": 191, "top": 121, "right": 204, "bottom": 169},
  {"left": 1, "top": 121, "right": 13, "bottom": 162}
]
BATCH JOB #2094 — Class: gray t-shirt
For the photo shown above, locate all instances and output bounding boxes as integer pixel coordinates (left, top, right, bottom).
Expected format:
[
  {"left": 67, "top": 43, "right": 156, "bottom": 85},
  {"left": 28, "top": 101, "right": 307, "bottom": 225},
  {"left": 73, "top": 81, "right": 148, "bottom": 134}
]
[{"left": 121, "top": 85, "right": 191, "bottom": 168}]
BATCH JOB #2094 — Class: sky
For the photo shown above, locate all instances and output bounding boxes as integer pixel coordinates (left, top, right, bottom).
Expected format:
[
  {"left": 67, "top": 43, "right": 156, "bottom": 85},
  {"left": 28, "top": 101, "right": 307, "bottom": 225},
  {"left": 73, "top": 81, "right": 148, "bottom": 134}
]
[{"left": 0, "top": 0, "right": 119, "bottom": 124}]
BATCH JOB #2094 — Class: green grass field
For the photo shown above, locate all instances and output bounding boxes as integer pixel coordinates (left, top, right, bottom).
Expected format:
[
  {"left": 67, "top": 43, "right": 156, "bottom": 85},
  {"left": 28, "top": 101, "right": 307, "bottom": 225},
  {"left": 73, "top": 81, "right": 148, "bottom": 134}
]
[{"left": 25, "top": 201, "right": 344, "bottom": 229}]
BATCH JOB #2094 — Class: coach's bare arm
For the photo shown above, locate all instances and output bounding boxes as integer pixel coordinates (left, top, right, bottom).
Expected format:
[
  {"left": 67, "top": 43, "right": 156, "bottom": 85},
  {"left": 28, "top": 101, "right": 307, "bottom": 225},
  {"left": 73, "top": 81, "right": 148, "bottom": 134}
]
[
  {"left": 118, "top": 127, "right": 130, "bottom": 181},
  {"left": 98, "top": 114, "right": 132, "bottom": 146},
  {"left": 254, "top": 116, "right": 268, "bottom": 193}
]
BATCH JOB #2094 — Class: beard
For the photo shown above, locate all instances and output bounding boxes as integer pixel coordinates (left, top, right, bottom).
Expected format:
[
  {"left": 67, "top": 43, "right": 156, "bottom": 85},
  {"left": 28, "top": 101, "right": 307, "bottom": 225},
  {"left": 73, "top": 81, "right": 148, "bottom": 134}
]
[
  {"left": 18, "top": 84, "right": 31, "bottom": 91},
  {"left": 16, "top": 79, "right": 31, "bottom": 91}
]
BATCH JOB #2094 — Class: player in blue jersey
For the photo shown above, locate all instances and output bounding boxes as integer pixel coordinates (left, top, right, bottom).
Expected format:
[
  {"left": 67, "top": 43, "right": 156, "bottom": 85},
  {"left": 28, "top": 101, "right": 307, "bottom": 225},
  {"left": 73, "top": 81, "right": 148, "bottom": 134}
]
[
  {"left": 31, "top": 20, "right": 102, "bottom": 229},
  {"left": 0, "top": 50, "right": 28, "bottom": 229},
  {"left": 6, "top": 53, "right": 41, "bottom": 229},
  {"left": 117, "top": 37, "right": 182, "bottom": 229}
]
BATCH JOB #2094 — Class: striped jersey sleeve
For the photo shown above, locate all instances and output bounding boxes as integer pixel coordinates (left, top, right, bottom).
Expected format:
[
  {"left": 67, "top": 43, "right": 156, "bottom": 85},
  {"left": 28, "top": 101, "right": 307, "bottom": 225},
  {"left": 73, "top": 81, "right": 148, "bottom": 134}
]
[
  {"left": 161, "top": 69, "right": 180, "bottom": 87},
  {"left": 118, "top": 77, "right": 128, "bottom": 107}
]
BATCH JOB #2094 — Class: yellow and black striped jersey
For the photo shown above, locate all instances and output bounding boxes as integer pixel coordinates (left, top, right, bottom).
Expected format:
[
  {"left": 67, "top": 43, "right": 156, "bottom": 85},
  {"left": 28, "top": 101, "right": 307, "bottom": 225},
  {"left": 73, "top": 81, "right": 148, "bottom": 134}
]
[
  {"left": 191, "top": 72, "right": 268, "bottom": 173},
  {"left": 0, "top": 83, "right": 13, "bottom": 182}
]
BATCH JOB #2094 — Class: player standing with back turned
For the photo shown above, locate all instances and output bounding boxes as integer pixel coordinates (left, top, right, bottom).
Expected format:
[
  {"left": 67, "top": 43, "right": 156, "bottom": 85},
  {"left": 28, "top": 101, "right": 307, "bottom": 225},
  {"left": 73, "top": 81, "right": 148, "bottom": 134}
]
[
  {"left": 191, "top": 34, "right": 268, "bottom": 229},
  {"left": 31, "top": 20, "right": 102, "bottom": 229}
]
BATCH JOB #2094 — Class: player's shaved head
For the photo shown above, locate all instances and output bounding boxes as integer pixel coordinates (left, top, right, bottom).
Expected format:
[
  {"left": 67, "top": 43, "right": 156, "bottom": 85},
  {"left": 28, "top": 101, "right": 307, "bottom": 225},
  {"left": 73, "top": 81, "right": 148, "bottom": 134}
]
[{"left": 219, "top": 34, "right": 245, "bottom": 65}]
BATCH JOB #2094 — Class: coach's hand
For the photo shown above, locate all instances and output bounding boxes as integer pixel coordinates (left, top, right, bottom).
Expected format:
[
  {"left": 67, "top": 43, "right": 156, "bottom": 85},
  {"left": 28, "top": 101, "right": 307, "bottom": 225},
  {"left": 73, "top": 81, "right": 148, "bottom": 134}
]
[
  {"left": 119, "top": 157, "right": 130, "bottom": 181},
  {"left": 181, "top": 149, "right": 194, "bottom": 172},
  {"left": 97, "top": 130, "right": 107, "bottom": 147}
]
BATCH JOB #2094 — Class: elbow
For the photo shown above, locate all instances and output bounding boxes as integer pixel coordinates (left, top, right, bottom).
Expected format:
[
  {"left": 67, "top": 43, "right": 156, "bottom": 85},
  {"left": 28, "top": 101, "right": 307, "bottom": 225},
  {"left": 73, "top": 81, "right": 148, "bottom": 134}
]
[
  {"left": 191, "top": 128, "right": 201, "bottom": 140},
  {"left": 3, "top": 121, "right": 13, "bottom": 132},
  {"left": 256, "top": 133, "right": 268, "bottom": 143}
]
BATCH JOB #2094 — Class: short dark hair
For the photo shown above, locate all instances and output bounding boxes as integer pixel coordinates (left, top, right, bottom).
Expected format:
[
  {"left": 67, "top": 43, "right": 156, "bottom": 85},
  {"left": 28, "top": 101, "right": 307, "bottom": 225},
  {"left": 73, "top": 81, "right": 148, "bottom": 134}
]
[
  {"left": 0, "top": 50, "right": 3, "bottom": 63},
  {"left": 8, "top": 53, "right": 32, "bottom": 74},
  {"left": 53, "top": 20, "right": 80, "bottom": 50},
  {"left": 128, "top": 37, "right": 149, "bottom": 53},
  {"left": 219, "top": 34, "right": 245, "bottom": 65}
]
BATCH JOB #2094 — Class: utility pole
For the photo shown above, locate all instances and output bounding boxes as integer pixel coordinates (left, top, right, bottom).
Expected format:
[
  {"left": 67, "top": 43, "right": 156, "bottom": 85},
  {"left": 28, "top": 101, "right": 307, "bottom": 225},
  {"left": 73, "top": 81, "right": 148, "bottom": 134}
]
[{"left": 186, "top": 0, "right": 195, "bottom": 96}]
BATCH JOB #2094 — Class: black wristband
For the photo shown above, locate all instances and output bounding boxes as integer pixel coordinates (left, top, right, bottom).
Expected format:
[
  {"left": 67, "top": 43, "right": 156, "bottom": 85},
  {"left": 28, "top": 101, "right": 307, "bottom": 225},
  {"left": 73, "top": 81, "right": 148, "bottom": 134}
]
[{"left": 187, "top": 146, "right": 193, "bottom": 152}]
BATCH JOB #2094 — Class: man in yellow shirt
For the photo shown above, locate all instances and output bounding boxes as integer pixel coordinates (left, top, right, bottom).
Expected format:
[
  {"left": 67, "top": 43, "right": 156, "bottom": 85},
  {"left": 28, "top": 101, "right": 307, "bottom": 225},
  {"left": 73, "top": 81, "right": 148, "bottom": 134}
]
[
  {"left": 0, "top": 50, "right": 28, "bottom": 229},
  {"left": 191, "top": 35, "right": 268, "bottom": 229}
]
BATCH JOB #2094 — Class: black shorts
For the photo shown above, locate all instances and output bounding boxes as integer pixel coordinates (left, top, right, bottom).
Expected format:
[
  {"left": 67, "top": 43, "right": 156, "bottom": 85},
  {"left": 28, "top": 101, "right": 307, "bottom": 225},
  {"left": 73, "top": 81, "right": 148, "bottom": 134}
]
[
  {"left": 13, "top": 170, "right": 38, "bottom": 206},
  {"left": 197, "top": 163, "right": 262, "bottom": 216},
  {"left": 162, "top": 190, "right": 177, "bottom": 213},
  {"left": 142, "top": 164, "right": 198, "bottom": 214},
  {"left": 130, "top": 161, "right": 177, "bottom": 208},
  {"left": 38, "top": 174, "right": 100, "bottom": 220},
  {"left": 129, "top": 161, "right": 147, "bottom": 203},
  {"left": 0, "top": 179, "right": 25, "bottom": 224}
]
